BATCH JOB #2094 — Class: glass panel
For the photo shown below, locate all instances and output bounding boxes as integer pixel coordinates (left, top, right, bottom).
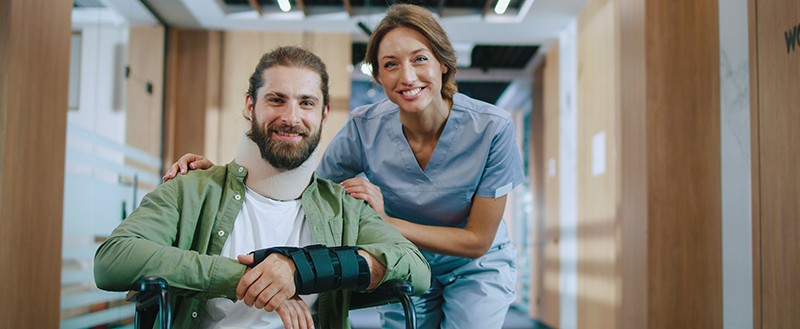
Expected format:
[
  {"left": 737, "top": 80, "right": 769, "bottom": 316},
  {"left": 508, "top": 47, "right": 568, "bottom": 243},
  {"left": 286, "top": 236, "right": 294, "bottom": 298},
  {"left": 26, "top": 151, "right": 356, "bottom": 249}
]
[{"left": 62, "top": 2, "right": 162, "bottom": 328}]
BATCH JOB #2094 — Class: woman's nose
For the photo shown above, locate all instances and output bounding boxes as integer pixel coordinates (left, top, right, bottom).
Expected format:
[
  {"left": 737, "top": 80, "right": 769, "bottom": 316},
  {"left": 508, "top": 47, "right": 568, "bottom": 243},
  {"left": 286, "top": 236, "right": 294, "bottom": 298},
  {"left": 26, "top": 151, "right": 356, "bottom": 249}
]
[{"left": 400, "top": 65, "right": 417, "bottom": 84}]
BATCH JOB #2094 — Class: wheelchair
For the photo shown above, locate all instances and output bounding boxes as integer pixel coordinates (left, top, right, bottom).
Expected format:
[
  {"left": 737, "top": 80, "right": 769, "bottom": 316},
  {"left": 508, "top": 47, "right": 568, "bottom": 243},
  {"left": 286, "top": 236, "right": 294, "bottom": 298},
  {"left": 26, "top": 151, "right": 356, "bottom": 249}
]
[{"left": 129, "top": 276, "right": 416, "bottom": 329}]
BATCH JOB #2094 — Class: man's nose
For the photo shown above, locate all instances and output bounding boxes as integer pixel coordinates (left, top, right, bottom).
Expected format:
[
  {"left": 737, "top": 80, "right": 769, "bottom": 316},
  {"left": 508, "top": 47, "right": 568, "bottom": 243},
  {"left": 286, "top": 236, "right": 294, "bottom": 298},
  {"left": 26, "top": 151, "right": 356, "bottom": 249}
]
[{"left": 282, "top": 103, "right": 301, "bottom": 125}]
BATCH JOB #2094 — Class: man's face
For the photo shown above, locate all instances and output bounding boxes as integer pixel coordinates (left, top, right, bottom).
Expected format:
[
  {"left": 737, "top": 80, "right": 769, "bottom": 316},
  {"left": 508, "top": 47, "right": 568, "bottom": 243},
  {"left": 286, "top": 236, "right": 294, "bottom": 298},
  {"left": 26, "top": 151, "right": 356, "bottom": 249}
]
[{"left": 246, "top": 66, "right": 328, "bottom": 170}]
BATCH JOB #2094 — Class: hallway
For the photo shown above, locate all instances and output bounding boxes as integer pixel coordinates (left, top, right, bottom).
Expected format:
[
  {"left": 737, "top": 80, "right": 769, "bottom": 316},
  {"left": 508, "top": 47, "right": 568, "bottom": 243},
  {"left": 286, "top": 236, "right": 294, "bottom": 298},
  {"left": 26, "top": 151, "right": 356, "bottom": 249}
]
[{"left": 350, "top": 306, "right": 546, "bottom": 329}]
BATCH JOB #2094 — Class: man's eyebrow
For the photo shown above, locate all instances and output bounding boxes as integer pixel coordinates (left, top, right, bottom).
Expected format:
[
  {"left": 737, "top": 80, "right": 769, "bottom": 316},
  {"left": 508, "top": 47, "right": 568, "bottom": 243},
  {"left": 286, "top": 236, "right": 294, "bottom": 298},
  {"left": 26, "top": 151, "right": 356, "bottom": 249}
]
[
  {"left": 263, "top": 91, "right": 286, "bottom": 100},
  {"left": 300, "top": 94, "right": 320, "bottom": 102}
]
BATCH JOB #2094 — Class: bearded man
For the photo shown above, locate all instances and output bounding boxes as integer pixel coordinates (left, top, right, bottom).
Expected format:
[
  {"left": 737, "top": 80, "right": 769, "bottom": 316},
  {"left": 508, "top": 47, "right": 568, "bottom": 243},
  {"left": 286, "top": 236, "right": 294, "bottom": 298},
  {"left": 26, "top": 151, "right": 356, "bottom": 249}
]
[{"left": 94, "top": 46, "right": 430, "bottom": 329}]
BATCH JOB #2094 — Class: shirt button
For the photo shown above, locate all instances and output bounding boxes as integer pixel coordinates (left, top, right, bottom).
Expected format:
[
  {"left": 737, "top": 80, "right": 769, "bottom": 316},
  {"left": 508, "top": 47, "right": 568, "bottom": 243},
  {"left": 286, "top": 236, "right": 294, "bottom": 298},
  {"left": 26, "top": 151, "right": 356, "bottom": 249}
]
[
  {"left": 234, "top": 194, "right": 241, "bottom": 200},
  {"left": 238, "top": 167, "right": 244, "bottom": 173},
  {"left": 192, "top": 311, "right": 198, "bottom": 318},
  {"left": 218, "top": 230, "right": 225, "bottom": 237}
]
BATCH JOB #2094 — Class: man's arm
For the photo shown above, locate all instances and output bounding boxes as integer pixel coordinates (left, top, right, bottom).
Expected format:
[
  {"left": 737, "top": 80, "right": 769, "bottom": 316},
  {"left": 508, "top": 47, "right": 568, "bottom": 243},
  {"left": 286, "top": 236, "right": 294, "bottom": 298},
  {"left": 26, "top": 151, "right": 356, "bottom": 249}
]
[
  {"left": 350, "top": 200, "right": 431, "bottom": 295},
  {"left": 94, "top": 175, "right": 246, "bottom": 300}
]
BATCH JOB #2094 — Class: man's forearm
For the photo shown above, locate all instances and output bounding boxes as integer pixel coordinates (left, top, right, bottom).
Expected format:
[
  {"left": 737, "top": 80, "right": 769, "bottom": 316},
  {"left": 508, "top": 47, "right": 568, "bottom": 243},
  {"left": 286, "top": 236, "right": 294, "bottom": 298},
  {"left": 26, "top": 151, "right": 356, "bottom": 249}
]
[{"left": 357, "top": 249, "right": 387, "bottom": 290}]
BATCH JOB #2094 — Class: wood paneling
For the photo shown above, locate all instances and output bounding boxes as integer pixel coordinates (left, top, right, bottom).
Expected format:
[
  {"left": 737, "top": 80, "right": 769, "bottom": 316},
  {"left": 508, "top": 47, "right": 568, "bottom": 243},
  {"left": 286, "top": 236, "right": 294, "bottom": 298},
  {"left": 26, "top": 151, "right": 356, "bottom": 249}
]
[
  {"left": 750, "top": 1, "right": 800, "bottom": 327},
  {"left": 576, "top": 0, "right": 619, "bottom": 327},
  {"left": 126, "top": 26, "right": 165, "bottom": 162},
  {"left": 541, "top": 41, "right": 561, "bottom": 329},
  {"left": 0, "top": 0, "right": 72, "bottom": 326},
  {"left": 747, "top": 0, "right": 761, "bottom": 326},
  {"left": 616, "top": 0, "right": 647, "bottom": 327},
  {"left": 646, "top": 1, "right": 721, "bottom": 328},
  {"left": 528, "top": 60, "right": 546, "bottom": 320},
  {"left": 163, "top": 29, "right": 221, "bottom": 166}
]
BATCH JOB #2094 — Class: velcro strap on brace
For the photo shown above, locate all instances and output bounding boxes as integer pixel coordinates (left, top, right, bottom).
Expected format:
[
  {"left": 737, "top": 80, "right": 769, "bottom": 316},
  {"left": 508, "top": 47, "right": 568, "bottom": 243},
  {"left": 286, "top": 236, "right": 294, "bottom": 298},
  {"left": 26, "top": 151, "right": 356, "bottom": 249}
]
[{"left": 249, "top": 244, "right": 371, "bottom": 294}]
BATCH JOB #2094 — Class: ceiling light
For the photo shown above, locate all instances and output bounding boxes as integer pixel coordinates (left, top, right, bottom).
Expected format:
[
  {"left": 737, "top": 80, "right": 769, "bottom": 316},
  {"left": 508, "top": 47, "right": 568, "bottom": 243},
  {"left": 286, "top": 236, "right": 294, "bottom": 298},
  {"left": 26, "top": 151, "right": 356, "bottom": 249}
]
[
  {"left": 277, "top": 0, "right": 291, "bottom": 12},
  {"left": 494, "top": 0, "right": 510, "bottom": 14},
  {"left": 360, "top": 62, "right": 372, "bottom": 76}
]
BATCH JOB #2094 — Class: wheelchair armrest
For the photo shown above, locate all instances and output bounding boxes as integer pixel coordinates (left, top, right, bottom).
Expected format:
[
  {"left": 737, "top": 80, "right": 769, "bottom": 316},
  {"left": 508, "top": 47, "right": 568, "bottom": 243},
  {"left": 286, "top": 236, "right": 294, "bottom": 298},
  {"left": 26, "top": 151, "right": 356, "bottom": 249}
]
[
  {"left": 350, "top": 279, "right": 413, "bottom": 310},
  {"left": 127, "top": 276, "right": 172, "bottom": 329},
  {"left": 350, "top": 279, "right": 416, "bottom": 329}
]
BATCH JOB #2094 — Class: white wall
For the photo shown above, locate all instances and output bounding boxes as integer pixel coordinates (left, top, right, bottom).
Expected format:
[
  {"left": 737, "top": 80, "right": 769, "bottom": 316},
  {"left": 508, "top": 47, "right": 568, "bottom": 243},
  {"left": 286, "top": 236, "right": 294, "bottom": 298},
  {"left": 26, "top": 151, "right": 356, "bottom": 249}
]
[
  {"left": 558, "top": 19, "right": 579, "bottom": 329},
  {"left": 719, "top": 0, "right": 753, "bottom": 328}
]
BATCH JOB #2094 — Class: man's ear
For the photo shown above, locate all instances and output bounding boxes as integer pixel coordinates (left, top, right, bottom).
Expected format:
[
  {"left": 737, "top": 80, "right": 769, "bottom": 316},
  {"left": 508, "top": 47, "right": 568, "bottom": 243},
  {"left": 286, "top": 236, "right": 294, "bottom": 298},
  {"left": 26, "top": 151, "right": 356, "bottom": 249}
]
[
  {"left": 244, "top": 95, "right": 255, "bottom": 121},
  {"left": 322, "top": 104, "right": 331, "bottom": 123}
]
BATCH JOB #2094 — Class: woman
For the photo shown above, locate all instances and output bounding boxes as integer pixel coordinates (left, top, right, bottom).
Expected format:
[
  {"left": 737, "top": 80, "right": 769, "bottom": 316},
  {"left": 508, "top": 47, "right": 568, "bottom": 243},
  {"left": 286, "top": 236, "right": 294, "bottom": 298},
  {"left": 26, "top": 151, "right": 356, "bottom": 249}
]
[{"left": 165, "top": 4, "right": 525, "bottom": 328}]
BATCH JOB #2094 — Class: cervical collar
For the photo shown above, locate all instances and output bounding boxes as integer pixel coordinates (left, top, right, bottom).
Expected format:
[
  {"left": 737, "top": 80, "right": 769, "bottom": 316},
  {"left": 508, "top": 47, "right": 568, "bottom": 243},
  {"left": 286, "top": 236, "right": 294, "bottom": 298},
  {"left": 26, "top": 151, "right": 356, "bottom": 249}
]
[{"left": 234, "top": 133, "right": 319, "bottom": 201}]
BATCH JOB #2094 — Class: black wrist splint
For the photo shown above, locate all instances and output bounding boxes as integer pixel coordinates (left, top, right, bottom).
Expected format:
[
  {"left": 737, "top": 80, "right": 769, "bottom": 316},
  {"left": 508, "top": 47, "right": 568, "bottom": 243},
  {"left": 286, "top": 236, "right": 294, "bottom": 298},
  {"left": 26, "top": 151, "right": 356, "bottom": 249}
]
[{"left": 249, "top": 244, "right": 371, "bottom": 294}]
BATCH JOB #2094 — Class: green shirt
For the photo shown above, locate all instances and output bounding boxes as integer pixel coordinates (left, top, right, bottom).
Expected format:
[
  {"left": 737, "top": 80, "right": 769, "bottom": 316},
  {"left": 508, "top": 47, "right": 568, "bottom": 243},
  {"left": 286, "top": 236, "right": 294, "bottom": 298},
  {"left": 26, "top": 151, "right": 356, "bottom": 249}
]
[{"left": 94, "top": 161, "right": 430, "bottom": 329}]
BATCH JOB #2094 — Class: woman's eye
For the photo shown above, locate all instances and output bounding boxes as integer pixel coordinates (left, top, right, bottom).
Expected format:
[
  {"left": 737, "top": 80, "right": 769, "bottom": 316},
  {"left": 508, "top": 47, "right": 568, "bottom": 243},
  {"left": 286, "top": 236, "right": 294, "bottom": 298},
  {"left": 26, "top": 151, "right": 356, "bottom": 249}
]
[
  {"left": 414, "top": 56, "right": 428, "bottom": 63},
  {"left": 383, "top": 62, "right": 398, "bottom": 69}
]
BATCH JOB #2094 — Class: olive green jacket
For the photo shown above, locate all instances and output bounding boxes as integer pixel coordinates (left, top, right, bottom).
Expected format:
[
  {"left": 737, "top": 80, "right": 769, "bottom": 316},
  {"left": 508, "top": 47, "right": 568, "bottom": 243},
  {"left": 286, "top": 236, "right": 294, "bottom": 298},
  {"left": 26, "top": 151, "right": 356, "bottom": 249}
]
[{"left": 94, "top": 161, "right": 430, "bottom": 329}]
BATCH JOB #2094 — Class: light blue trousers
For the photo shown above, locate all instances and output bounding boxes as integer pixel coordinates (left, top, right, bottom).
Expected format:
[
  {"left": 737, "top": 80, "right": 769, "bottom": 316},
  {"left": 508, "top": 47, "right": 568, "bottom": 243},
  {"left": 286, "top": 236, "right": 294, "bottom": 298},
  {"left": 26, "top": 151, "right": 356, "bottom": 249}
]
[{"left": 379, "top": 243, "right": 517, "bottom": 329}]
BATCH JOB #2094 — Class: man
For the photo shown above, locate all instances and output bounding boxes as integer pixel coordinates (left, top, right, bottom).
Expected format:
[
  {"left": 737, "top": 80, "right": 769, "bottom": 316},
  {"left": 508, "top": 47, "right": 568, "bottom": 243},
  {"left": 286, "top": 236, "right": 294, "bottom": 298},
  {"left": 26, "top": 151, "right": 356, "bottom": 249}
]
[{"left": 94, "top": 46, "right": 430, "bottom": 329}]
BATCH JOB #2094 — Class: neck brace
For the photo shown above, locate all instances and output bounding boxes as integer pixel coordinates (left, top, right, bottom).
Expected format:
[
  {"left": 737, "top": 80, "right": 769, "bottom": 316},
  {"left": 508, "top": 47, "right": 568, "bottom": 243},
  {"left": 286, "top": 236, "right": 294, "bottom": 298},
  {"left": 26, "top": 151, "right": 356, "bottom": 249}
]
[{"left": 234, "top": 133, "right": 319, "bottom": 201}]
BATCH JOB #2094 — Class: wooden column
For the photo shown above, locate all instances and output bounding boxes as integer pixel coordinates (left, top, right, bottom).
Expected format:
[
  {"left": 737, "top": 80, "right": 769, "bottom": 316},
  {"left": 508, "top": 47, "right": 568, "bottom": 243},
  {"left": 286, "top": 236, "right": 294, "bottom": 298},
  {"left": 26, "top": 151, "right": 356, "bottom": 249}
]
[
  {"left": 163, "top": 29, "right": 220, "bottom": 166},
  {"left": 0, "top": 0, "right": 72, "bottom": 326},
  {"left": 749, "top": 0, "right": 800, "bottom": 327}
]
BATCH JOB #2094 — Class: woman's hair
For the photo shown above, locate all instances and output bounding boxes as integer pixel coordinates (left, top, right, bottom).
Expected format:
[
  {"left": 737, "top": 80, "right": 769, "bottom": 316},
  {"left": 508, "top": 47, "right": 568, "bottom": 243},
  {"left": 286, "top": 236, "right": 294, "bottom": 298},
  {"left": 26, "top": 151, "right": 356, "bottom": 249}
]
[
  {"left": 247, "top": 46, "right": 330, "bottom": 108},
  {"left": 365, "top": 4, "right": 458, "bottom": 100}
]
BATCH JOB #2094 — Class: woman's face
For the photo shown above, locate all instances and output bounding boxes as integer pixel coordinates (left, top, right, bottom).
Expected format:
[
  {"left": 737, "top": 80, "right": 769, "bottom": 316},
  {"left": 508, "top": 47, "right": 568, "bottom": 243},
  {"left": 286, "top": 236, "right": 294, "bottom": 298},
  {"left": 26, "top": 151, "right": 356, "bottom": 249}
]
[{"left": 376, "top": 27, "right": 447, "bottom": 114}]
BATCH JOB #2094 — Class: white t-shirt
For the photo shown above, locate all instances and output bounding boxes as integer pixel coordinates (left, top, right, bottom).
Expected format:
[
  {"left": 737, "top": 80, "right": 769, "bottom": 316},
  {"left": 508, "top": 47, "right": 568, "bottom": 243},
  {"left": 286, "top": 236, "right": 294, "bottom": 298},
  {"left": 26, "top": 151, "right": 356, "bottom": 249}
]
[{"left": 200, "top": 187, "right": 317, "bottom": 329}]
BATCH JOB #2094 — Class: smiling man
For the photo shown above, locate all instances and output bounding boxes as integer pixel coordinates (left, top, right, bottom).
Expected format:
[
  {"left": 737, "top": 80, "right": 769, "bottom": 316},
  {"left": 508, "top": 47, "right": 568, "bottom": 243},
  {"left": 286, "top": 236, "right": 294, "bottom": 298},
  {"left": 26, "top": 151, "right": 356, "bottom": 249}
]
[{"left": 94, "top": 46, "right": 430, "bottom": 329}]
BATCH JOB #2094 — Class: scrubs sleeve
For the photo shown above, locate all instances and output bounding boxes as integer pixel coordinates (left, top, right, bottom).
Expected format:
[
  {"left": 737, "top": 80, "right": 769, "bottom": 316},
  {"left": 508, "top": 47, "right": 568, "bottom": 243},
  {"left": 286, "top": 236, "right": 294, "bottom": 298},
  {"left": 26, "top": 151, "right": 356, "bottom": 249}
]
[
  {"left": 318, "top": 116, "right": 365, "bottom": 182},
  {"left": 475, "top": 119, "right": 526, "bottom": 199}
]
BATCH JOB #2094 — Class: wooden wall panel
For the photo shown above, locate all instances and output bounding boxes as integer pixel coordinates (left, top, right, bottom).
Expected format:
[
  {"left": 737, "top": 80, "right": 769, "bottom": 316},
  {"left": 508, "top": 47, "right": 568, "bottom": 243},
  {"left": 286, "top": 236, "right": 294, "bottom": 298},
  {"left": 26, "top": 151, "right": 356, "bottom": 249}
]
[
  {"left": 0, "top": 0, "right": 71, "bottom": 326},
  {"left": 750, "top": 1, "right": 800, "bottom": 327},
  {"left": 646, "top": 0, "right": 721, "bottom": 328},
  {"left": 576, "top": 0, "right": 619, "bottom": 327},
  {"left": 126, "top": 26, "right": 165, "bottom": 161},
  {"left": 163, "top": 29, "right": 221, "bottom": 166},
  {"left": 528, "top": 60, "right": 546, "bottom": 320},
  {"left": 541, "top": 41, "right": 561, "bottom": 328},
  {"left": 616, "top": 0, "right": 647, "bottom": 327}
]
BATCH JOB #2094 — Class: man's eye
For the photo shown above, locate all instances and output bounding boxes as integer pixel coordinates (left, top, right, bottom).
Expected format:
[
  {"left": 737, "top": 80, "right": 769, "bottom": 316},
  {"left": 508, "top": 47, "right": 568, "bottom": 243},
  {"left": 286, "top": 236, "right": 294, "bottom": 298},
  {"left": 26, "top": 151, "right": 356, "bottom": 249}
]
[{"left": 301, "top": 100, "right": 315, "bottom": 107}]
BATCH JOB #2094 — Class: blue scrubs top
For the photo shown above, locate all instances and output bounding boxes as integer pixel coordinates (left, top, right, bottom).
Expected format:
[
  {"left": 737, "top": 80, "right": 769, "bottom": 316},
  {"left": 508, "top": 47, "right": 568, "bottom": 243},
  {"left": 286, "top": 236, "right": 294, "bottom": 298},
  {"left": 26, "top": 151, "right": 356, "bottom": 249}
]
[{"left": 318, "top": 93, "right": 525, "bottom": 249}]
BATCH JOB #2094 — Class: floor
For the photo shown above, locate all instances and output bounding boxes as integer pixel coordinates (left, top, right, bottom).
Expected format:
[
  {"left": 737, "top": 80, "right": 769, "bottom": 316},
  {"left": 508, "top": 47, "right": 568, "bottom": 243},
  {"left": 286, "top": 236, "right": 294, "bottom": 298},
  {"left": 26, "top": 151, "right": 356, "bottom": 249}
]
[{"left": 350, "top": 305, "right": 547, "bottom": 329}]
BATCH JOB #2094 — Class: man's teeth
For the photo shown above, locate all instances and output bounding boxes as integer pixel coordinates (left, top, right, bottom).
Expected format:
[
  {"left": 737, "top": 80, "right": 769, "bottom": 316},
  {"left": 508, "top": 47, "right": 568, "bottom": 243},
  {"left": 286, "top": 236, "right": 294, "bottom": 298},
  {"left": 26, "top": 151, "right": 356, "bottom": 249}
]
[{"left": 403, "top": 88, "right": 422, "bottom": 97}]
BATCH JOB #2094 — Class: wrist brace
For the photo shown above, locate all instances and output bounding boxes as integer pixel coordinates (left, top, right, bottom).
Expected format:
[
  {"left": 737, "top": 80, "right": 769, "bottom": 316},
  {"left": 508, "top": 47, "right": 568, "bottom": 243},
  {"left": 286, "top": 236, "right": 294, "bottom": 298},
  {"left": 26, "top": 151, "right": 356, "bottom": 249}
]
[{"left": 249, "top": 244, "right": 371, "bottom": 294}]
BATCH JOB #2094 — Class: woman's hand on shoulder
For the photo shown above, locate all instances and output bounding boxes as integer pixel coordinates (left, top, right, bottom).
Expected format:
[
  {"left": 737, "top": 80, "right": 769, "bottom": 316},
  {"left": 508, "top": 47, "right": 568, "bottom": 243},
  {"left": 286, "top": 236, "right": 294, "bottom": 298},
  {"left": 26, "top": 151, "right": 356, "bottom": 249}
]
[
  {"left": 162, "top": 153, "right": 215, "bottom": 182},
  {"left": 340, "top": 177, "right": 386, "bottom": 218}
]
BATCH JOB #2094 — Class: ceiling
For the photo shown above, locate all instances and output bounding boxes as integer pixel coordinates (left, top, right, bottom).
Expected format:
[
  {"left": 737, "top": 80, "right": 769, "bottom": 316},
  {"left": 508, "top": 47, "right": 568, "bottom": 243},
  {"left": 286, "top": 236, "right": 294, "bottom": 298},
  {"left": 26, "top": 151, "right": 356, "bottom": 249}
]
[{"left": 74, "top": 0, "right": 586, "bottom": 105}]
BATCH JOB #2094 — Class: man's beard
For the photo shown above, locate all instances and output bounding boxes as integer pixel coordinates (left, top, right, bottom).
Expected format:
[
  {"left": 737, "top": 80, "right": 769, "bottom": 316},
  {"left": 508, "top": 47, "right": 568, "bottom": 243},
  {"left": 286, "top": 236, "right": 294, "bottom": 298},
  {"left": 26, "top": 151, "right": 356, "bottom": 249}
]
[{"left": 247, "top": 117, "right": 322, "bottom": 170}]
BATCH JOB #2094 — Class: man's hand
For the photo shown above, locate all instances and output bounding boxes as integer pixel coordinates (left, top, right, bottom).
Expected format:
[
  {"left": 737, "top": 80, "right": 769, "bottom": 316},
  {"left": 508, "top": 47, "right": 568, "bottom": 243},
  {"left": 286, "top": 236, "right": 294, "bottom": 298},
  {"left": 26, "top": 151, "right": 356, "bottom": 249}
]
[
  {"left": 276, "top": 296, "right": 315, "bottom": 329},
  {"left": 236, "top": 253, "right": 297, "bottom": 312}
]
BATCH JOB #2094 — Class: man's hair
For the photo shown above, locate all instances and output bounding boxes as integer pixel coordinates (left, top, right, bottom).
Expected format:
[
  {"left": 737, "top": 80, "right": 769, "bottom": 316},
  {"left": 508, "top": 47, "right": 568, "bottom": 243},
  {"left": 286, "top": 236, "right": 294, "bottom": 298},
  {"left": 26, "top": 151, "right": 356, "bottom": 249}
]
[
  {"left": 247, "top": 46, "right": 330, "bottom": 108},
  {"left": 365, "top": 4, "right": 458, "bottom": 100}
]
